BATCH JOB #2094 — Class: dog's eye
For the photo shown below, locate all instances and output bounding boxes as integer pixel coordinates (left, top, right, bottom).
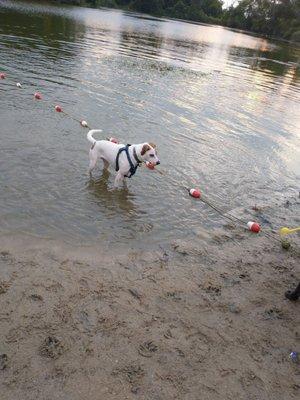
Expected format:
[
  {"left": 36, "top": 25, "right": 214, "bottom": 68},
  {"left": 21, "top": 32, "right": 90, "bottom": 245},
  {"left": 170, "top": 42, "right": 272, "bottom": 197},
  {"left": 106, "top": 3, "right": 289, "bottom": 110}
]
[{"left": 150, "top": 154, "right": 154, "bottom": 157}]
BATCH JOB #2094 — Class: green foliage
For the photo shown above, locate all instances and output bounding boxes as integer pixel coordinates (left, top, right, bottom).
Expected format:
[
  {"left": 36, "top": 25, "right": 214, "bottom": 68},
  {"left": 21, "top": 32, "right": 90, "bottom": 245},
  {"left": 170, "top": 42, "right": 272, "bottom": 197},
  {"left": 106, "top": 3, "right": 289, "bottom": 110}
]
[
  {"left": 223, "top": 0, "right": 300, "bottom": 40},
  {"left": 52, "top": 1, "right": 300, "bottom": 41},
  {"left": 94, "top": 0, "right": 118, "bottom": 7},
  {"left": 291, "top": 30, "right": 300, "bottom": 42},
  {"left": 131, "top": 0, "right": 163, "bottom": 14},
  {"left": 170, "top": 1, "right": 188, "bottom": 19}
]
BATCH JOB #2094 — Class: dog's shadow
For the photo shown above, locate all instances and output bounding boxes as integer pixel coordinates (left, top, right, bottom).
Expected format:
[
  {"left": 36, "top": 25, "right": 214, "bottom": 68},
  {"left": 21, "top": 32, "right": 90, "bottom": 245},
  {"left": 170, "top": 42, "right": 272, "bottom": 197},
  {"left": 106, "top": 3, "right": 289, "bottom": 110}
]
[{"left": 86, "top": 170, "right": 137, "bottom": 216}]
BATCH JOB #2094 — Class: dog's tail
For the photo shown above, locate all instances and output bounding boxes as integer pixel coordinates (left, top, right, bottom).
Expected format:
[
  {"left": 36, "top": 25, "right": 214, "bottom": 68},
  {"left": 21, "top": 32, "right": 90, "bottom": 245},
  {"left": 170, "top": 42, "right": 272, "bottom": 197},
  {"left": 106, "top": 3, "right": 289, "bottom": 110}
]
[{"left": 87, "top": 129, "right": 102, "bottom": 145}]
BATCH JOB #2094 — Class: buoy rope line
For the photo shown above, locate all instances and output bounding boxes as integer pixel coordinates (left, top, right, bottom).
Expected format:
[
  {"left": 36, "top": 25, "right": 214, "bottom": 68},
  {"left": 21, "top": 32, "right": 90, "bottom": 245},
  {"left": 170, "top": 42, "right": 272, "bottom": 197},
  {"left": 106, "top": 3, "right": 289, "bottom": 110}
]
[
  {"left": 1, "top": 73, "right": 92, "bottom": 129},
  {"left": 1, "top": 74, "right": 167, "bottom": 173},
  {"left": 198, "top": 194, "right": 282, "bottom": 243},
  {"left": 0, "top": 72, "right": 293, "bottom": 245}
]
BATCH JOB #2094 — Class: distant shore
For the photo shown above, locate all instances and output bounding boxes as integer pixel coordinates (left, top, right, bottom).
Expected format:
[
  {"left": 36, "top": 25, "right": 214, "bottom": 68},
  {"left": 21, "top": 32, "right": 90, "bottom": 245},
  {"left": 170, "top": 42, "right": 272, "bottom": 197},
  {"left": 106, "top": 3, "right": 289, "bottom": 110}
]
[{"left": 50, "top": 0, "right": 300, "bottom": 43}]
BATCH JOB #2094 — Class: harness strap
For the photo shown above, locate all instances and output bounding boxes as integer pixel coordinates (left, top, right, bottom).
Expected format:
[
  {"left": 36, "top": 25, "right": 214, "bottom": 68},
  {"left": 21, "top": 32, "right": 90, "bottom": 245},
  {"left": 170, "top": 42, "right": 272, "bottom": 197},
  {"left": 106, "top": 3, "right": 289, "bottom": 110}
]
[
  {"left": 133, "top": 147, "right": 141, "bottom": 164},
  {"left": 115, "top": 145, "right": 140, "bottom": 178}
]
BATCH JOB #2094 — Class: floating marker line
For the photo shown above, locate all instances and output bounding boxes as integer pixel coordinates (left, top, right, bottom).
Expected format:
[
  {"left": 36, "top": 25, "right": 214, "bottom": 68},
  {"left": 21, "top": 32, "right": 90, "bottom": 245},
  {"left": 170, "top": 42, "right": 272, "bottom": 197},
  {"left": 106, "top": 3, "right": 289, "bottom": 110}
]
[{"left": 0, "top": 72, "right": 295, "bottom": 245}]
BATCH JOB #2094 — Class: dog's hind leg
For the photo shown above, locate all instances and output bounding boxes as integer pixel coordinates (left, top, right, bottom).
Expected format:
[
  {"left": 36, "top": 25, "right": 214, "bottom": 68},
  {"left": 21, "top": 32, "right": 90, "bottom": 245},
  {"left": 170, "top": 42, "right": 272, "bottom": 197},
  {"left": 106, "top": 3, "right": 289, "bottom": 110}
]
[
  {"left": 88, "top": 148, "right": 98, "bottom": 175},
  {"left": 101, "top": 157, "right": 109, "bottom": 170}
]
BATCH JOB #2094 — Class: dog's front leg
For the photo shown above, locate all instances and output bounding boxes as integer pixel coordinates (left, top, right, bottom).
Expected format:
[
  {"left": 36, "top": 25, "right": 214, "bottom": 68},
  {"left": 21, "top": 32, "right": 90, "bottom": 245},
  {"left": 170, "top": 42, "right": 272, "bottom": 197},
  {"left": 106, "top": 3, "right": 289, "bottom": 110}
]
[{"left": 114, "top": 172, "right": 125, "bottom": 188}]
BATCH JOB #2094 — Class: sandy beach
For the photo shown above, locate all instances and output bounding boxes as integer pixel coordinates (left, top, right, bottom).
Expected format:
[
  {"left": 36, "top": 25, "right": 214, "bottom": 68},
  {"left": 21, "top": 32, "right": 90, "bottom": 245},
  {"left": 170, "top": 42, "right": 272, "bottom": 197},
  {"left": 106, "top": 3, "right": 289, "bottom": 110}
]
[{"left": 0, "top": 227, "right": 299, "bottom": 400}]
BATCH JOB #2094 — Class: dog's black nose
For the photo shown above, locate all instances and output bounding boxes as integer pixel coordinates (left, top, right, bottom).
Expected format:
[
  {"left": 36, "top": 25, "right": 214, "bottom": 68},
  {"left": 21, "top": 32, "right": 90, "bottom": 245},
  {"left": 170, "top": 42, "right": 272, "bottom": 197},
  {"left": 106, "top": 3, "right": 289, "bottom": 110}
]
[{"left": 156, "top": 160, "right": 160, "bottom": 165}]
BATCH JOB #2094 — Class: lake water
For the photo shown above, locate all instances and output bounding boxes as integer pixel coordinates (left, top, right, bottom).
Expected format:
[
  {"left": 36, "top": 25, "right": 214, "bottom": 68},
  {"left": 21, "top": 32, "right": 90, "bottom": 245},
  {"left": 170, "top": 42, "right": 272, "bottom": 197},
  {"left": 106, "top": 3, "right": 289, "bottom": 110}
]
[{"left": 0, "top": 0, "right": 299, "bottom": 247}]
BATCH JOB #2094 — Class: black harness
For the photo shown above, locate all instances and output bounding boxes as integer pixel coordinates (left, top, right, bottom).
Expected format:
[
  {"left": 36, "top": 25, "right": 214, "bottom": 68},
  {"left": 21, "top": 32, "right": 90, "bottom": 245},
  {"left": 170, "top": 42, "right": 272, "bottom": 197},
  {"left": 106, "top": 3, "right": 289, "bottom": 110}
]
[{"left": 115, "top": 145, "right": 140, "bottom": 178}]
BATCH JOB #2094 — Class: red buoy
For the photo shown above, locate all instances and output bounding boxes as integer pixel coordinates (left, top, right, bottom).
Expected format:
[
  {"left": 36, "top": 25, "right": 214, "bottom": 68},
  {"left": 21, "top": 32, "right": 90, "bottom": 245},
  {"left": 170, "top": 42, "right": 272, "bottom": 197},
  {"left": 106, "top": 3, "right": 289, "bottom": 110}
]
[
  {"left": 146, "top": 162, "right": 155, "bottom": 170},
  {"left": 0, "top": 73, "right": 5, "bottom": 79},
  {"left": 189, "top": 188, "right": 201, "bottom": 198},
  {"left": 55, "top": 105, "right": 62, "bottom": 112},
  {"left": 34, "top": 92, "right": 42, "bottom": 100},
  {"left": 109, "top": 137, "right": 118, "bottom": 144},
  {"left": 247, "top": 221, "right": 260, "bottom": 233}
]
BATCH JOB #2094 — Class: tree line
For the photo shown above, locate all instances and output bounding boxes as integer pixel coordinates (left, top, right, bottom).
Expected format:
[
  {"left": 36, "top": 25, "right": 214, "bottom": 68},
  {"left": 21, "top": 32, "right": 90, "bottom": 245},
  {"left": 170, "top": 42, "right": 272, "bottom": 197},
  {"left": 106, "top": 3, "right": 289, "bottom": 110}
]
[{"left": 55, "top": 1, "right": 300, "bottom": 41}]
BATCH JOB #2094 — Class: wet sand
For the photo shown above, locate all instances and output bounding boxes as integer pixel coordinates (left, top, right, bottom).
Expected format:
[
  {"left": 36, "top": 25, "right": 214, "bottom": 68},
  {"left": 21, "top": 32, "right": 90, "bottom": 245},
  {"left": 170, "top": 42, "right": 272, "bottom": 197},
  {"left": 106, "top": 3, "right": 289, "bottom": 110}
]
[{"left": 0, "top": 228, "right": 299, "bottom": 400}]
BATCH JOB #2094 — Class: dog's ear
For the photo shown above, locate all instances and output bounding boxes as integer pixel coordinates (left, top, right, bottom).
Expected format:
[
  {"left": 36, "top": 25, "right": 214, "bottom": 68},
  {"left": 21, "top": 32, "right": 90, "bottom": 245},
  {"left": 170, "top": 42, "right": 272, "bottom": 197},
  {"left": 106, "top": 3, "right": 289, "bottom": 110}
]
[
  {"left": 141, "top": 144, "right": 151, "bottom": 155},
  {"left": 149, "top": 142, "right": 156, "bottom": 149}
]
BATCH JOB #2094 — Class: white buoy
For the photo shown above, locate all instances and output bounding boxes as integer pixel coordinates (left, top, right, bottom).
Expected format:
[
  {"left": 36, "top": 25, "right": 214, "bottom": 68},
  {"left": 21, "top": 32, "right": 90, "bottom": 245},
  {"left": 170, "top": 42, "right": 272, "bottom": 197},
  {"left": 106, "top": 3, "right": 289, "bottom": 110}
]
[
  {"left": 16, "top": 82, "right": 22, "bottom": 88},
  {"left": 80, "top": 120, "right": 88, "bottom": 127}
]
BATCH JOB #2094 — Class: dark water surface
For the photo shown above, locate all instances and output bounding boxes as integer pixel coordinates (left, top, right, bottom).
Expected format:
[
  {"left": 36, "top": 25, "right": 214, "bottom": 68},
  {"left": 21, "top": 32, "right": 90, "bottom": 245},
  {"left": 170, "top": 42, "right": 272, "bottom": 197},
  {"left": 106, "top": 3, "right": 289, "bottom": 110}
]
[{"left": 0, "top": 0, "right": 299, "bottom": 246}]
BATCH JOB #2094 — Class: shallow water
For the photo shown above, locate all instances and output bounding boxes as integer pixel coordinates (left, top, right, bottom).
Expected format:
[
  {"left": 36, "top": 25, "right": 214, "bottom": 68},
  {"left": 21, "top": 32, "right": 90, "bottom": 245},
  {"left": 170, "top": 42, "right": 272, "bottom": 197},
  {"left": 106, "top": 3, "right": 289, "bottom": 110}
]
[{"left": 0, "top": 0, "right": 299, "bottom": 246}]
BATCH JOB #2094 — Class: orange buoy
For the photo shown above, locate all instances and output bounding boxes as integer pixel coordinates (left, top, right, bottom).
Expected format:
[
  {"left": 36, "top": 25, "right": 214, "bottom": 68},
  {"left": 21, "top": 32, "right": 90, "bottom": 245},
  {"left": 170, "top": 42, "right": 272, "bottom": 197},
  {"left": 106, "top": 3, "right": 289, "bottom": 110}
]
[
  {"left": 189, "top": 188, "right": 201, "bottom": 198},
  {"left": 247, "top": 221, "right": 260, "bottom": 233},
  {"left": 109, "top": 137, "right": 118, "bottom": 144},
  {"left": 34, "top": 92, "right": 42, "bottom": 100},
  {"left": 0, "top": 73, "right": 5, "bottom": 79},
  {"left": 55, "top": 105, "right": 62, "bottom": 112}
]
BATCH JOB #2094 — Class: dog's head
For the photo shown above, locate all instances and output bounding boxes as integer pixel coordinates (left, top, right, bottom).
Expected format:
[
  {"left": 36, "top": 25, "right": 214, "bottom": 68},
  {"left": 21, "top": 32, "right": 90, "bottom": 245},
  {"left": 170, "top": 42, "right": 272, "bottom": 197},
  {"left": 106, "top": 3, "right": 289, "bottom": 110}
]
[{"left": 140, "top": 143, "right": 160, "bottom": 165}]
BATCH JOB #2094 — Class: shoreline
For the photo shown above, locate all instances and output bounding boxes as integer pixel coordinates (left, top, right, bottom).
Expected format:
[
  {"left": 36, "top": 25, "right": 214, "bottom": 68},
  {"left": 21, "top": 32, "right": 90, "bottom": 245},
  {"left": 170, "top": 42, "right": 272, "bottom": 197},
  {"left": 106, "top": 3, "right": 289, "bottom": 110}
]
[
  {"left": 7, "top": 1, "right": 300, "bottom": 44},
  {"left": 0, "top": 231, "right": 299, "bottom": 399}
]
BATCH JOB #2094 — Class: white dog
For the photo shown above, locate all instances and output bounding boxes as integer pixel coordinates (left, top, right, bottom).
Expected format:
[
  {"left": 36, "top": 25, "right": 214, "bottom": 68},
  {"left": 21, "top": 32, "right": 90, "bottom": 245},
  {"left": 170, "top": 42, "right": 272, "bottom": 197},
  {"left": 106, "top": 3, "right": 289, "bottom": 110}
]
[{"left": 87, "top": 129, "right": 160, "bottom": 186}]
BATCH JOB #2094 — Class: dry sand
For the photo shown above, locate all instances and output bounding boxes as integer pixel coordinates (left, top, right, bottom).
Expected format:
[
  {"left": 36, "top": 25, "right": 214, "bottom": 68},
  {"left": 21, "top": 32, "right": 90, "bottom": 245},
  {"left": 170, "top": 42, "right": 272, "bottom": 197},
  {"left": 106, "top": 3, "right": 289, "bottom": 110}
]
[{"left": 0, "top": 228, "right": 299, "bottom": 400}]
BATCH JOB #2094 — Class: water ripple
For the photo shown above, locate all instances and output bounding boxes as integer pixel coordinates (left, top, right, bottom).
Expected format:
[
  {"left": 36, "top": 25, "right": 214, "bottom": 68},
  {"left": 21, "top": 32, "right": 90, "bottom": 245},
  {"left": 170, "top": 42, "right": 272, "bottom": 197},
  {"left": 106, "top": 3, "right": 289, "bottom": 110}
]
[{"left": 0, "top": 1, "right": 299, "bottom": 245}]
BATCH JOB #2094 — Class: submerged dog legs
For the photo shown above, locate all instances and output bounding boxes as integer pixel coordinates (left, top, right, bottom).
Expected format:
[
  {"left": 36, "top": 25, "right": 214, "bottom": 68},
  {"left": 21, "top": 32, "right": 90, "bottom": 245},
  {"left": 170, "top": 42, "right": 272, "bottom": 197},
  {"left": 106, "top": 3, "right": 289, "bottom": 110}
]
[
  {"left": 88, "top": 149, "right": 98, "bottom": 175},
  {"left": 101, "top": 158, "right": 109, "bottom": 170},
  {"left": 114, "top": 172, "right": 125, "bottom": 187}
]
